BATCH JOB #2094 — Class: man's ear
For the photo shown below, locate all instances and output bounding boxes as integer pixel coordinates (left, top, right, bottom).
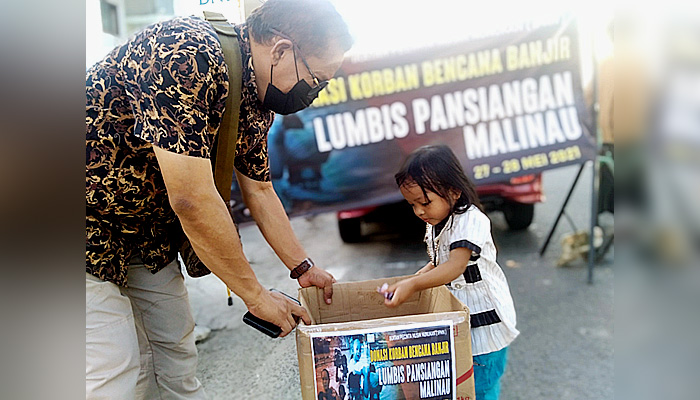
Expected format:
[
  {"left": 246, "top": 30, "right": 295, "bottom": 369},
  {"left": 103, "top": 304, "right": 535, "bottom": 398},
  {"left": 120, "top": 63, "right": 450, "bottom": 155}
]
[{"left": 270, "top": 39, "right": 294, "bottom": 66}]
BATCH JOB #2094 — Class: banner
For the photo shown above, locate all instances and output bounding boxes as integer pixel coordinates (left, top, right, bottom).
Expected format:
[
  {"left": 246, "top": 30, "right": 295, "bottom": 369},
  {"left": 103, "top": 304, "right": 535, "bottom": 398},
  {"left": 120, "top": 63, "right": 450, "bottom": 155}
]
[
  {"left": 310, "top": 321, "right": 456, "bottom": 400},
  {"left": 231, "top": 19, "right": 596, "bottom": 222}
]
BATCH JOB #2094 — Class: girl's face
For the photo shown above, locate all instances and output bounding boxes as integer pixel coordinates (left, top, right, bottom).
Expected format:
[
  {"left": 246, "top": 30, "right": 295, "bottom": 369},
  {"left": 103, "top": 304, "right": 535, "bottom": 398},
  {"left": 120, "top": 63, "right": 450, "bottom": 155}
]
[{"left": 400, "top": 183, "right": 460, "bottom": 225}]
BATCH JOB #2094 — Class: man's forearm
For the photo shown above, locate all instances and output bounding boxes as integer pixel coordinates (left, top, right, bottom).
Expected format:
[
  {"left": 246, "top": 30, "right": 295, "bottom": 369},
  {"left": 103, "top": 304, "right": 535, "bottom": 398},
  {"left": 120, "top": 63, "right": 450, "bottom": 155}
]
[
  {"left": 242, "top": 185, "right": 307, "bottom": 270},
  {"left": 175, "top": 190, "right": 263, "bottom": 305}
]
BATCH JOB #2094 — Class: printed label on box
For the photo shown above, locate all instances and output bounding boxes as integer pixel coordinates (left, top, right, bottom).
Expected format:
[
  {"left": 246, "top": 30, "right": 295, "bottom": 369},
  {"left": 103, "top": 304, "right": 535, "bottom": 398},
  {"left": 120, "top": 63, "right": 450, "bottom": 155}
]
[{"left": 310, "top": 321, "right": 456, "bottom": 400}]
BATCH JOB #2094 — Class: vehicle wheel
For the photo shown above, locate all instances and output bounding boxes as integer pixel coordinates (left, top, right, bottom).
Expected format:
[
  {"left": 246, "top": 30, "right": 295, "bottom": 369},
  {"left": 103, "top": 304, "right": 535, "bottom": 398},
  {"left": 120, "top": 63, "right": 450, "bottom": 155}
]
[
  {"left": 338, "top": 218, "right": 362, "bottom": 243},
  {"left": 503, "top": 202, "right": 534, "bottom": 230}
]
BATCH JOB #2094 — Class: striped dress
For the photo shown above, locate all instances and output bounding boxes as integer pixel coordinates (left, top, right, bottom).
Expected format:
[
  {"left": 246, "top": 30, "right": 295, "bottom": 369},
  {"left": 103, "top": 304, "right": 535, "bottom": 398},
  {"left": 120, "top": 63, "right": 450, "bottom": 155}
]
[{"left": 426, "top": 205, "right": 519, "bottom": 356}]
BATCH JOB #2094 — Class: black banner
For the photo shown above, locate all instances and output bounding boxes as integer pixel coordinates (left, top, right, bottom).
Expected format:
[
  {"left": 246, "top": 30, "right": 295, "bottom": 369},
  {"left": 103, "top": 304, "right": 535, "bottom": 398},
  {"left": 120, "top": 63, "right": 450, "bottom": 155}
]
[{"left": 231, "top": 19, "right": 596, "bottom": 221}]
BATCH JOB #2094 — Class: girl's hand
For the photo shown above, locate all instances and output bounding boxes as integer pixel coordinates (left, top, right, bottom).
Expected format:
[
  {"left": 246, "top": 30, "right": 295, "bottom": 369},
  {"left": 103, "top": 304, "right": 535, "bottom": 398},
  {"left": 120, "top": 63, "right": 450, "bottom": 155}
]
[
  {"left": 381, "top": 278, "right": 417, "bottom": 308},
  {"left": 415, "top": 262, "right": 435, "bottom": 275}
]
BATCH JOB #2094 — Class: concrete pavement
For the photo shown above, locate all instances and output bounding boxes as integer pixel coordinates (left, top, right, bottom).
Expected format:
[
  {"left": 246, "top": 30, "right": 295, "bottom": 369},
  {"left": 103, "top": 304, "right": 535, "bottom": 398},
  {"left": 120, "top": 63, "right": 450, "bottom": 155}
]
[{"left": 187, "top": 164, "right": 613, "bottom": 399}]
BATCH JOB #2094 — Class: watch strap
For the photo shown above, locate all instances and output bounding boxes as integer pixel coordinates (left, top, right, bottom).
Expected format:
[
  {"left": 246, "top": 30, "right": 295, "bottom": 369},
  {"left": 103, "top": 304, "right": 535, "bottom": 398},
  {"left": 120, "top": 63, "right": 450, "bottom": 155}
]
[{"left": 290, "top": 258, "right": 313, "bottom": 279}]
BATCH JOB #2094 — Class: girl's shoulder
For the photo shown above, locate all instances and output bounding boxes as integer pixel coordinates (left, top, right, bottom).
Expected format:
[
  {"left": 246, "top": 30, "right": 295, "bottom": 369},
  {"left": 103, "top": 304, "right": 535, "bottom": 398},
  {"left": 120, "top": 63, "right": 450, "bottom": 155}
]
[
  {"left": 454, "top": 204, "right": 488, "bottom": 220},
  {"left": 446, "top": 205, "right": 494, "bottom": 246},
  {"left": 451, "top": 204, "right": 491, "bottom": 229}
]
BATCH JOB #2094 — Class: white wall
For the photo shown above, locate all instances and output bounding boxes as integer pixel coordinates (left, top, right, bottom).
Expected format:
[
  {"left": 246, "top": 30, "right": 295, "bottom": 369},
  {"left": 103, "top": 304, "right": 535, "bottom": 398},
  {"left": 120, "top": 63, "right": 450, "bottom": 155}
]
[
  {"left": 86, "top": 0, "right": 124, "bottom": 68},
  {"left": 86, "top": 0, "right": 244, "bottom": 68},
  {"left": 173, "top": 0, "right": 243, "bottom": 23}
]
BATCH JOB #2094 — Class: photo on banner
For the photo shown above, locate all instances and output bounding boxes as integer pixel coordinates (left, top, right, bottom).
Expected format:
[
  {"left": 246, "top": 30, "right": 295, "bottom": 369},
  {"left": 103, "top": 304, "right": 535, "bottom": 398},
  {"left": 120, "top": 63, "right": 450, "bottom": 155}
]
[{"left": 310, "top": 321, "right": 456, "bottom": 400}]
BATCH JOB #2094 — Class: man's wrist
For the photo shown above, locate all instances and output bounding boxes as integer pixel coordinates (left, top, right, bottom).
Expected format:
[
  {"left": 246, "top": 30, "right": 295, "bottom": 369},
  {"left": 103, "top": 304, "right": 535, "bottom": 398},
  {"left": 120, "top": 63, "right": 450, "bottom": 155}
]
[
  {"left": 290, "top": 258, "right": 314, "bottom": 279},
  {"left": 240, "top": 281, "right": 265, "bottom": 308}
]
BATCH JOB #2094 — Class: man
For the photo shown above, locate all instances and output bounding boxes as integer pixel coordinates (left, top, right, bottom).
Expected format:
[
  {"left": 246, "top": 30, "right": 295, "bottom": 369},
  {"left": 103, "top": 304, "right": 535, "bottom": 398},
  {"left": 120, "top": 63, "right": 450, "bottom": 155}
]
[
  {"left": 333, "top": 347, "right": 348, "bottom": 383},
  {"left": 317, "top": 369, "right": 339, "bottom": 400},
  {"left": 85, "top": 0, "right": 353, "bottom": 398},
  {"left": 347, "top": 337, "right": 370, "bottom": 400}
]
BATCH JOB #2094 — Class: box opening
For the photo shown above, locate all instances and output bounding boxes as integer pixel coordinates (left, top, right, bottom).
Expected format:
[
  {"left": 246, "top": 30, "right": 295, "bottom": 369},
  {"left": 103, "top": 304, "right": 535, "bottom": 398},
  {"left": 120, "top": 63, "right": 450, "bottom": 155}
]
[{"left": 298, "top": 275, "right": 465, "bottom": 325}]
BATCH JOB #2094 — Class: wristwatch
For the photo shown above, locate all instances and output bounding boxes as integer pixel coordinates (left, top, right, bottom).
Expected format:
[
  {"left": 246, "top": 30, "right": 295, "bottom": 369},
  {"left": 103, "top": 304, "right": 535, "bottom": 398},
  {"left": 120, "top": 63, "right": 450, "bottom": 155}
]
[{"left": 290, "top": 258, "right": 314, "bottom": 279}]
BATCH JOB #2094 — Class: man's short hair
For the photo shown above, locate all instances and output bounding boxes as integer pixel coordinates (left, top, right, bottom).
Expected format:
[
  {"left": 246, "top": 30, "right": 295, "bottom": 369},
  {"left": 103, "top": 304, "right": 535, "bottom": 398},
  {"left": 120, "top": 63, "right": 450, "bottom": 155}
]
[{"left": 247, "top": 0, "right": 353, "bottom": 57}]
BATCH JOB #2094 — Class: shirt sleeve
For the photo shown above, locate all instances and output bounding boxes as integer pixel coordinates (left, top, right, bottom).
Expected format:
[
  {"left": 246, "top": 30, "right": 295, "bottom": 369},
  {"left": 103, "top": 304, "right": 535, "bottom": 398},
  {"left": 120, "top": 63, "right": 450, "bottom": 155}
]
[
  {"left": 125, "top": 30, "right": 227, "bottom": 158},
  {"left": 234, "top": 124, "right": 272, "bottom": 182},
  {"left": 449, "top": 207, "right": 491, "bottom": 255}
]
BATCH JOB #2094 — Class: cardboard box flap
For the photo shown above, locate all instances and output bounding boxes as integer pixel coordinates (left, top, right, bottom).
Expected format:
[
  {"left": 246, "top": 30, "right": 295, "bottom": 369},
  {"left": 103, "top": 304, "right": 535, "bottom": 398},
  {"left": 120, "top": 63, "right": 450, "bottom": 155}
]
[
  {"left": 297, "top": 311, "right": 468, "bottom": 334},
  {"left": 298, "top": 276, "right": 469, "bottom": 325},
  {"left": 299, "top": 276, "right": 421, "bottom": 324}
]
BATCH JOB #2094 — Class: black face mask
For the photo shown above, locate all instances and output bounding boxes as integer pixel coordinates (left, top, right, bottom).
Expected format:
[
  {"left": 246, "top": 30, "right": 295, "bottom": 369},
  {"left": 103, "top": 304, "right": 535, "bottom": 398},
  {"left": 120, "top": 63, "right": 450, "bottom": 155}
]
[
  {"left": 262, "top": 47, "right": 320, "bottom": 115},
  {"left": 262, "top": 70, "right": 314, "bottom": 115}
]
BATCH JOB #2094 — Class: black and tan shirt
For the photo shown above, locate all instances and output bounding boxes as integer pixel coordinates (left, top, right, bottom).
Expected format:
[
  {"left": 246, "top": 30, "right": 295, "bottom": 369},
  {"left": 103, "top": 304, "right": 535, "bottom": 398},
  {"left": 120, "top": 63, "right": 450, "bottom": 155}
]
[{"left": 86, "top": 17, "right": 274, "bottom": 286}]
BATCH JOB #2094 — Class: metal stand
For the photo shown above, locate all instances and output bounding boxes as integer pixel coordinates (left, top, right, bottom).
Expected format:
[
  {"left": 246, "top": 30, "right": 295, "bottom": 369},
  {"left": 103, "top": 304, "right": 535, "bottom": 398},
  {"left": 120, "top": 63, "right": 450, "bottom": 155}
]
[
  {"left": 587, "top": 157, "right": 600, "bottom": 284},
  {"left": 586, "top": 36, "right": 602, "bottom": 285},
  {"left": 538, "top": 162, "right": 587, "bottom": 257},
  {"left": 539, "top": 29, "right": 605, "bottom": 284},
  {"left": 538, "top": 161, "right": 600, "bottom": 284}
]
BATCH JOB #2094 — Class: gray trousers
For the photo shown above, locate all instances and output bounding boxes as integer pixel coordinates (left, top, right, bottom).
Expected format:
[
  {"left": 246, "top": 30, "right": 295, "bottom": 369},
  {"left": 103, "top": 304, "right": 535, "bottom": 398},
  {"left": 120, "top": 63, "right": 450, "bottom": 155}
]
[{"left": 86, "top": 259, "right": 207, "bottom": 399}]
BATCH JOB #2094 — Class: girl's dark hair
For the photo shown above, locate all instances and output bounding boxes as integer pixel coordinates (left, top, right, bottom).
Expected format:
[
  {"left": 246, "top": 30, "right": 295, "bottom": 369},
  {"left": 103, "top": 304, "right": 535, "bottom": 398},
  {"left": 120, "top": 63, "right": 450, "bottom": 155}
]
[
  {"left": 395, "top": 145, "right": 482, "bottom": 213},
  {"left": 247, "top": 0, "right": 353, "bottom": 58}
]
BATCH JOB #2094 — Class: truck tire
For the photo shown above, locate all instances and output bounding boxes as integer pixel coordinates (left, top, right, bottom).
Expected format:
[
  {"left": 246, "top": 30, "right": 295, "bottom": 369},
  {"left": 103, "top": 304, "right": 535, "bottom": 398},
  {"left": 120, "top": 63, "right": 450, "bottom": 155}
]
[
  {"left": 338, "top": 218, "right": 362, "bottom": 243},
  {"left": 503, "top": 202, "right": 534, "bottom": 230}
]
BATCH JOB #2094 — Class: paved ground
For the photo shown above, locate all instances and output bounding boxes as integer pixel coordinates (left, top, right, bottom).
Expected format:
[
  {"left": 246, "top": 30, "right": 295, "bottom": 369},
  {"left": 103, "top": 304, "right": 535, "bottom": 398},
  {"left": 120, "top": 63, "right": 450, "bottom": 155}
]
[{"left": 186, "top": 164, "right": 613, "bottom": 399}]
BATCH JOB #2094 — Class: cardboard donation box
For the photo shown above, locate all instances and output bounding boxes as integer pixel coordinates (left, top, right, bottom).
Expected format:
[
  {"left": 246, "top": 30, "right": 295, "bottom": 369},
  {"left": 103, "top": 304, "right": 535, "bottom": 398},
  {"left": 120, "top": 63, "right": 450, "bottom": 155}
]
[{"left": 296, "top": 276, "right": 475, "bottom": 400}]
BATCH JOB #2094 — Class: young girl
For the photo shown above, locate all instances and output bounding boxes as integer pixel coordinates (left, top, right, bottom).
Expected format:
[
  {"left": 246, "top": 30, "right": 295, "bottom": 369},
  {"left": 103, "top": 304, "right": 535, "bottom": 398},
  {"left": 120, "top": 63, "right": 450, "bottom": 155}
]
[{"left": 380, "top": 145, "right": 519, "bottom": 400}]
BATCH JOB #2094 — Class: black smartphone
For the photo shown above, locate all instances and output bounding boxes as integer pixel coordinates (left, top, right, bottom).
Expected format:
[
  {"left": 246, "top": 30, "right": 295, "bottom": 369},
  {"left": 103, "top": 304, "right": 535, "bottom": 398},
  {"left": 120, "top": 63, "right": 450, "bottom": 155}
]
[
  {"left": 242, "top": 289, "right": 301, "bottom": 338},
  {"left": 242, "top": 312, "right": 283, "bottom": 338},
  {"left": 270, "top": 288, "right": 301, "bottom": 306}
]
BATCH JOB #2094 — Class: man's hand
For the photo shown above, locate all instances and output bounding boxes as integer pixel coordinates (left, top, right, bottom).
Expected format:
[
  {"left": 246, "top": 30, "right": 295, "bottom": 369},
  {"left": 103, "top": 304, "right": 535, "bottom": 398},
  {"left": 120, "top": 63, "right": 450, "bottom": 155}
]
[
  {"left": 246, "top": 290, "right": 311, "bottom": 337},
  {"left": 297, "top": 266, "right": 336, "bottom": 305}
]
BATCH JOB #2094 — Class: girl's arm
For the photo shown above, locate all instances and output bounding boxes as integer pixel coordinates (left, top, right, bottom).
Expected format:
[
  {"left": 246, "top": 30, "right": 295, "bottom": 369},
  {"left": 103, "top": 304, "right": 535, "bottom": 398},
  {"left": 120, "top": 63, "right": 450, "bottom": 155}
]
[
  {"left": 383, "top": 247, "right": 472, "bottom": 307},
  {"left": 415, "top": 261, "right": 435, "bottom": 275}
]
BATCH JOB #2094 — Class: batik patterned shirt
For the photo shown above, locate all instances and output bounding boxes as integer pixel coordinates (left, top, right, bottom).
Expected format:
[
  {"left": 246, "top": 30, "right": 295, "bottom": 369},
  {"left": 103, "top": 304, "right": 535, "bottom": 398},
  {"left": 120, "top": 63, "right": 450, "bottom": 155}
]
[{"left": 86, "top": 16, "right": 274, "bottom": 286}]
